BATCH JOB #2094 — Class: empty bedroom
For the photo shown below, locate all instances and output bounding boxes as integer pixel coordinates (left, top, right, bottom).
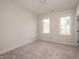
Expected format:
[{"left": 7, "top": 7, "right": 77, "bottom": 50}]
[{"left": 0, "top": 0, "right": 79, "bottom": 59}]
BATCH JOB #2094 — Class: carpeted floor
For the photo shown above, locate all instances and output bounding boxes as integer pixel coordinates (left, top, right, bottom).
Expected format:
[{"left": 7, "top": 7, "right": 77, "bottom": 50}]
[{"left": 0, "top": 40, "right": 79, "bottom": 59}]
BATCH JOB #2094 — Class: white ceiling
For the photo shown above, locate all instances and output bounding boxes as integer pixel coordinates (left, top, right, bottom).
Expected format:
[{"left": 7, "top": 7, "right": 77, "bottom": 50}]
[{"left": 11, "top": 0, "right": 79, "bottom": 15}]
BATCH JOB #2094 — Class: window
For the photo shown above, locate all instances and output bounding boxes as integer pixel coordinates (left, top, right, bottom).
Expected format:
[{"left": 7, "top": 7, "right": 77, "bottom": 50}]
[
  {"left": 43, "top": 18, "right": 50, "bottom": 34},
  {"left": 60, "top": 16, "right": 71, "bottom": 35}
]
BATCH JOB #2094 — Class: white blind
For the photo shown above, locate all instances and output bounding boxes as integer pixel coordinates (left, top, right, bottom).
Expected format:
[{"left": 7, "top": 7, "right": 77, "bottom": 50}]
[
  {"left": 43, "top": 18, "right": 50, "bottom": 34},
  {"left": 60, "top": 16, "right": 71, "bottom": 35}
]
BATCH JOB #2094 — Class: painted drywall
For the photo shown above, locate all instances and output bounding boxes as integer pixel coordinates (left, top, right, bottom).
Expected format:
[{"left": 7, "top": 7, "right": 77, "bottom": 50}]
[
  {"left": 38, "top": 10, "right": 76, "bottom": 46},
  {"left": 76, "top": 3, "right": 79, "bottom": 16},
  {"left": 0, "top": 0, "right": 37, "bottom": 54}
]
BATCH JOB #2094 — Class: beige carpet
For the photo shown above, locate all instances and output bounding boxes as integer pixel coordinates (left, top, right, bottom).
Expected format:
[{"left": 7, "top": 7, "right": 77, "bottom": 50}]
[{"left": 0, "top": 40, "right": 79, "bottom": 59}]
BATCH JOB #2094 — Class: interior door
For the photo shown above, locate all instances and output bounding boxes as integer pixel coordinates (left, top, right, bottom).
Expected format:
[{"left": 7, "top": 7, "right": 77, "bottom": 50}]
[{"left": 77, "top": 15, "right": 79, "bottom": 46}]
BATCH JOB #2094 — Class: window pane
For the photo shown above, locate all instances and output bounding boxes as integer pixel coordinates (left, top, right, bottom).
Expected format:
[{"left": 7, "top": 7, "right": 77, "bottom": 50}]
[
  {"left": 60, "top": 16, "right": 71, "bottom": 35},
  {"left": 43, "top": 18, "right": 50, "bottom": 34}
]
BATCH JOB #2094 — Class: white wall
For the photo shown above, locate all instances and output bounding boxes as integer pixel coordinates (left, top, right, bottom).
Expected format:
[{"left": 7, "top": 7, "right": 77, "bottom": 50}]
[
  {"left": 38, "top": 10, "right": 76, "bottom": 46},
  {"left": 76, "top": 3, "right": 79, "bottom": 16},
  {"left": 0, "top": 0, "right": 37, "bottom": 54}
]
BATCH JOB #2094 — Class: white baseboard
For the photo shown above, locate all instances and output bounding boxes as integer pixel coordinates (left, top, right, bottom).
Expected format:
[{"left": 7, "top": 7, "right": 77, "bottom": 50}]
[
  {"left": 39, "top": 38, "right": 76, "bottom": 47},
  {"left": 0, "top": 39, "right": 36, "bottom": 55}
]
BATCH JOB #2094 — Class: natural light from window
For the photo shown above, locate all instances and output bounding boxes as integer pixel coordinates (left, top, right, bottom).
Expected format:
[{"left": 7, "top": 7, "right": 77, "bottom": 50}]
[
  {"left": 60, "top": 16, "right": 71, "bottom": 35},
  {"left": 43, "top": 18, "right": 50, "bottom": 34}
]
